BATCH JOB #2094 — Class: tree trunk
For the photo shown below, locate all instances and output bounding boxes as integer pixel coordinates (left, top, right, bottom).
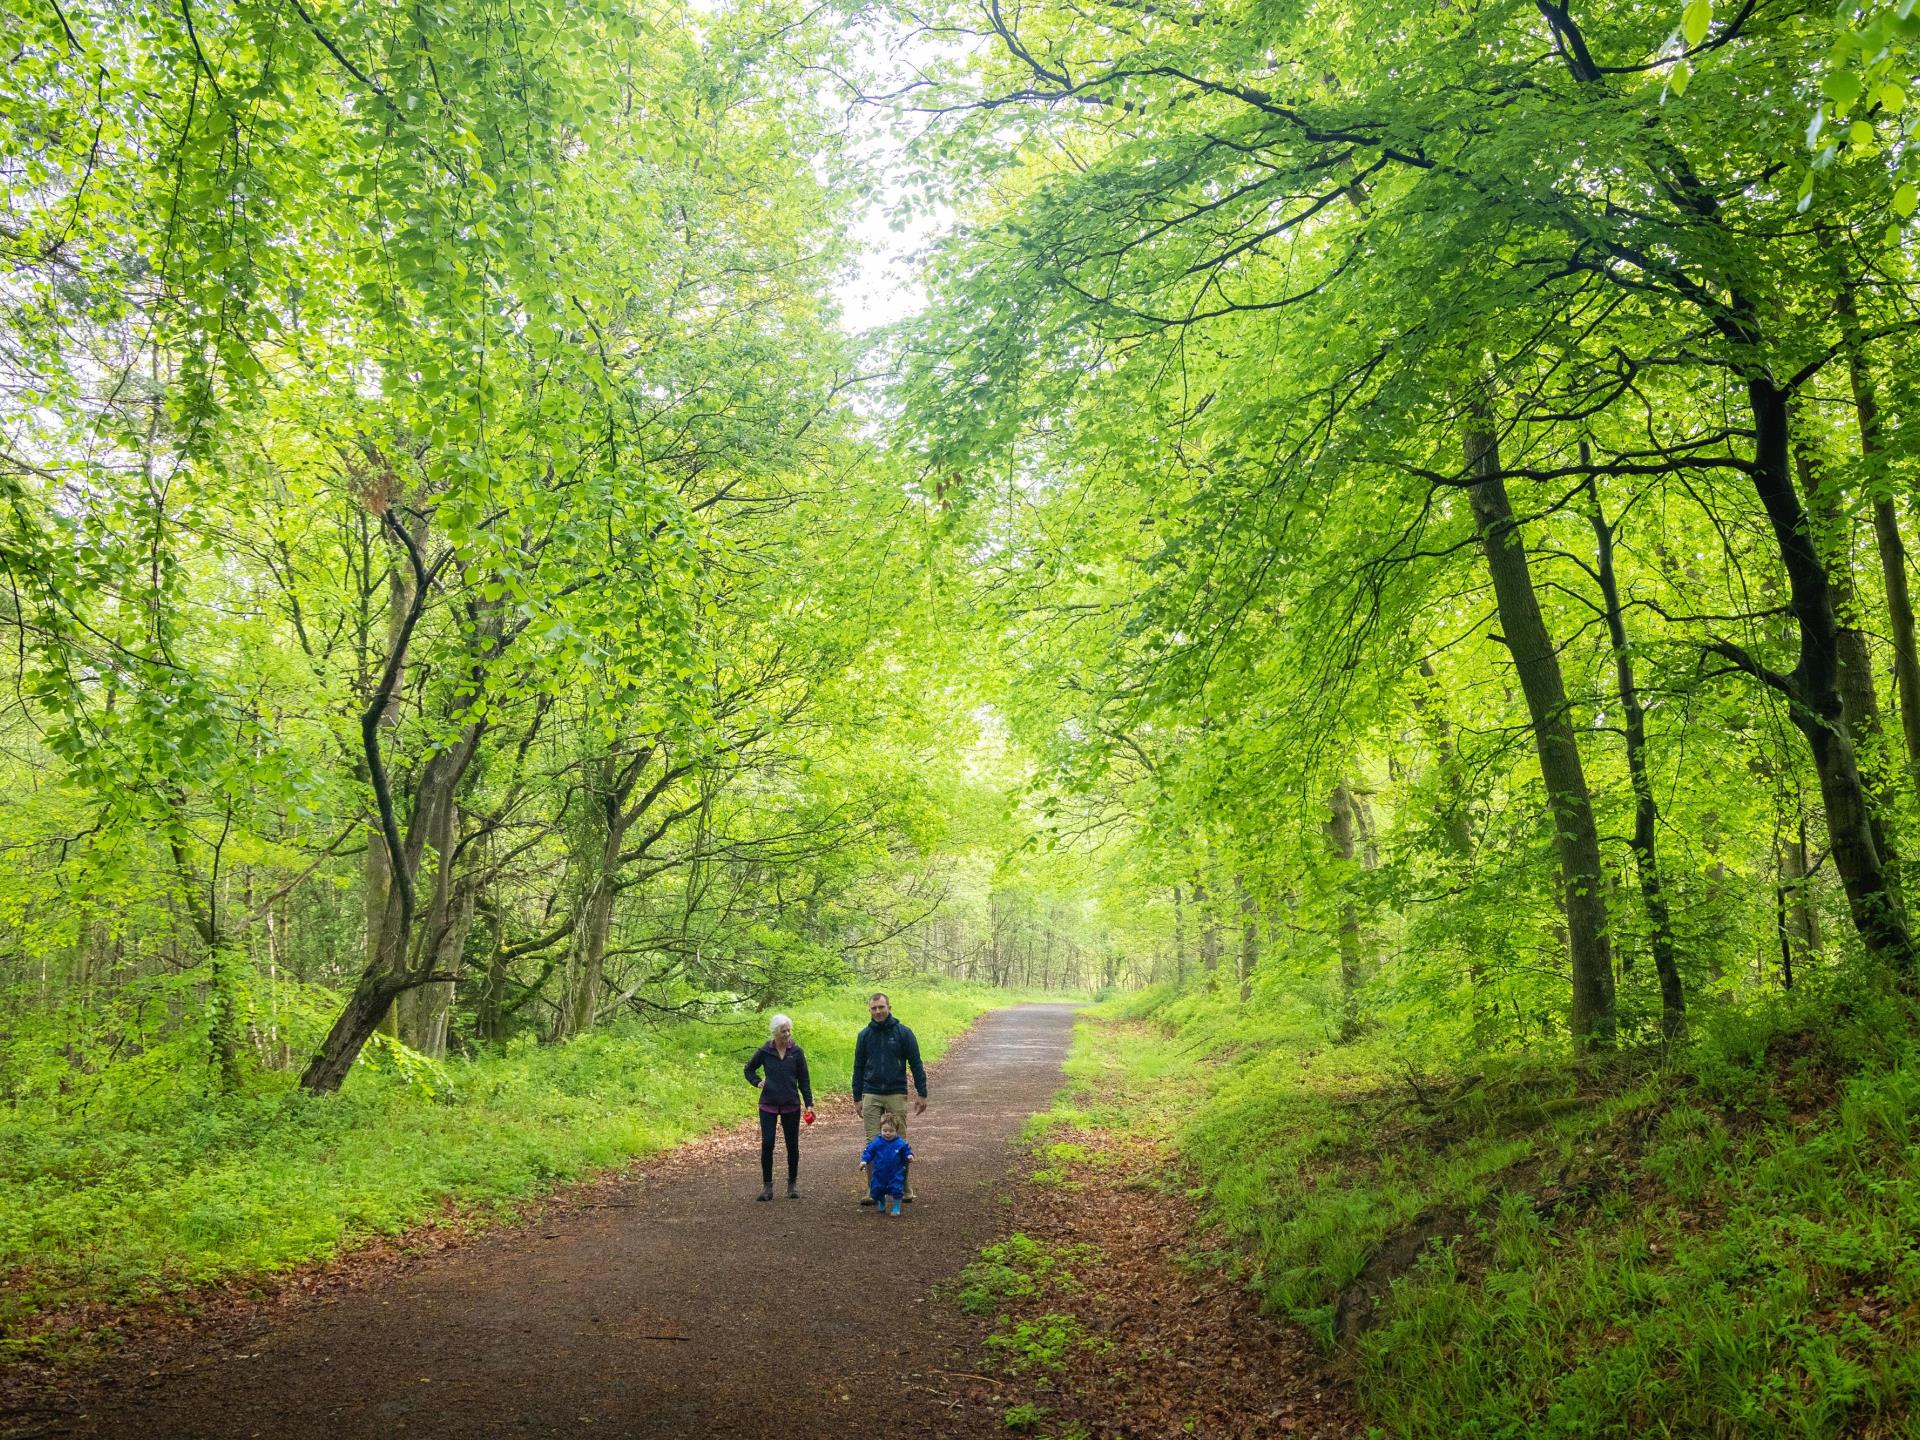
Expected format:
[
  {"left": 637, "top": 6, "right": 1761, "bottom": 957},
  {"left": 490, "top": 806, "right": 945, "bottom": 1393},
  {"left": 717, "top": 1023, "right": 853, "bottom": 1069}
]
[
  {"left": 1839, "top": 283, "right": 1920, "bottom": 773},
  {"left": 305, "top": 730, "right": 483, "bottom": 1090},
  {"left": 1414, "top": 655, "right": 1494, "bottom": 1041},
  {"left": 560, "top": 871, "right": 616, "bottom": 1037},
  {"left": 1465, "top": 414, "right": 1616, "bottom": 1049},
  {"left": 301, "top": 883, "right": 414, "bottom": 1093},
  {"left": 1791, "top": 418, "right": 1900, "bottom": 875},
  {"left": 1534, "top": 51, "right": 1912, "bottom": 973},
  {"left": 1795, "top": 430, "right": 1885, "bottom": 749},
  {"left": 1740, "top": 375, "right": 1913, "bottom": 971},
  {"left": 1873, "top": 499, "right": 1920, "bottom": 773},
  {"left": 1588, "top": 478, "right": 1685, "bottom": 1040},
  {"left": 1172, "top": 883, "right": 1188, "bottom": 985},
  {"left": 363, "top": 535, "right": 417, "bottom": 1041},
  {"left": 475, "top": 899, "right": 508, "bottom": 1045},
  {"left": 364, "top": 831, "right": 396, "bottom": 1040},
  {"left": 1328, "top": 784, "right": 1366, "bottom": 1042},
  {"left": 1777, "top": 817, "right": 1818, "bottom": 990},
  {"left": 1195, "top": 876, "right": 1221, "bottom": 975},
  {"left": 396, "top": 840, "right": 474, "bottom": 1059},
  {"left": 301, "top": 526, "right": 490, "bottom": 1092},
  {"left": 207, "top": 944, "right": 246, "bottom": 1091},
  {"left": 393, "top": 780, "right": 471, "bottom": 1057},
  {"left": 1235, "top": 873, "right": 1257, "bottom": 1004},
  {"left": 1524, "top": 6, "right": 1910, "bottom": 973},
  {"left": 1414, "top": 656, "right": 1475, "bottom": 858}
]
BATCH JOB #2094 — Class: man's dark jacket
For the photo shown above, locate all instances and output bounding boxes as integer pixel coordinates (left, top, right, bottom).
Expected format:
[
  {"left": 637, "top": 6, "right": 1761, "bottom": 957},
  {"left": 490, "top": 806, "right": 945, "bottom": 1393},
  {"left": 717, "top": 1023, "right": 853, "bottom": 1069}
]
[{"left": 851, "top": 1015, "right": 927, "bottom": 1101}]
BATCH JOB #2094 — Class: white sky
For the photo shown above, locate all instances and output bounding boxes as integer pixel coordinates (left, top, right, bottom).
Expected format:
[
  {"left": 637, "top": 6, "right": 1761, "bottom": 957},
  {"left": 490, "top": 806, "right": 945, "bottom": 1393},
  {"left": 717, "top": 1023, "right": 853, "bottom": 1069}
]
[
  {"left": 834, "top": 185, "right": 949, "bottom": 334},
  {"left": 825, "top": 16, "right": 965, "bottom": 335}
]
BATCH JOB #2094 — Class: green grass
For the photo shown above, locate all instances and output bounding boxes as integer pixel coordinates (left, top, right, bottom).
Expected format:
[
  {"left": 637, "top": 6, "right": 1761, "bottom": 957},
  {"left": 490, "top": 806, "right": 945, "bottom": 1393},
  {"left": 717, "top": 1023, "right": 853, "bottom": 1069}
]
[
  {"left": 0, "top": 979, "right": 1020, "bottom": 1349},
  {"left": 1064, "top": 981, "right": 1920, "bottom": 1440},
  {"left": 946, "top": 1231, "right": 1099, "bottom": 1316},
  {"left": 1001, "top": 1400, "right": 1053, "bottom": 1430},
  {"left": 943, "top": 1228, "right": 1105, "bottom": 1437},
  {"left": 985, "top": 1311, "right": 1109, "bottom": 1374}
]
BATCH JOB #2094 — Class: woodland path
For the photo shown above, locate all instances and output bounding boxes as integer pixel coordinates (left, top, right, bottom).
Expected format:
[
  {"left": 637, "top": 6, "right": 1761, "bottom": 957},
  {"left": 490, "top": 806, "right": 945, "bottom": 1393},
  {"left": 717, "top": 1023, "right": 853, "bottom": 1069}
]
[{"left": 42, "top": 1004, "right": 1080, "bottom": 1440}]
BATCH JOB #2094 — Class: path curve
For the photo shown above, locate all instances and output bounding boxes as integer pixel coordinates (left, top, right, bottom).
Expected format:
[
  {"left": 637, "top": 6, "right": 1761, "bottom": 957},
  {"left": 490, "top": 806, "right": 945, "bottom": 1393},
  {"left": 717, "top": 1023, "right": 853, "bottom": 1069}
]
[{"left": 54, "top": 1003, "right": 1078, "bottom": 1439}]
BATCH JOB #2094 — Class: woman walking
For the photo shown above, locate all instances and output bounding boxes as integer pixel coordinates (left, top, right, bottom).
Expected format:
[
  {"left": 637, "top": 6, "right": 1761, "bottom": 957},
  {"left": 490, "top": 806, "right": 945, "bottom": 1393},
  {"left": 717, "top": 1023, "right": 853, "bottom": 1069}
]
[{"left": 745, "top": 1013, "right": 814, "bottom": 1200}]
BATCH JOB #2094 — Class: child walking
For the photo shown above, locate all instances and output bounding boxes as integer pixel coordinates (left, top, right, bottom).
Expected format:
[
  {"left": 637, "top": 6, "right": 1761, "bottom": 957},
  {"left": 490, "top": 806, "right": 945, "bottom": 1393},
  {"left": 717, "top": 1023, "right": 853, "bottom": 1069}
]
[{"left": 858, "top": 1112, "right": 913, "bottom": 1216}]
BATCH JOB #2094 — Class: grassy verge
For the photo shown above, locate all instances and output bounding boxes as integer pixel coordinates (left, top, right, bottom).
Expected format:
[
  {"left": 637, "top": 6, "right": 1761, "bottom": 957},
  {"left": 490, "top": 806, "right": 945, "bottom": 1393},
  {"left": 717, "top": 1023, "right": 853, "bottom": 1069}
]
[
  {"left": 1064, "top": 981, "right": 1920, "bottom": 1439},
  {"left": 0, "top": 980, "right": 1021, "bottom": 1350}
]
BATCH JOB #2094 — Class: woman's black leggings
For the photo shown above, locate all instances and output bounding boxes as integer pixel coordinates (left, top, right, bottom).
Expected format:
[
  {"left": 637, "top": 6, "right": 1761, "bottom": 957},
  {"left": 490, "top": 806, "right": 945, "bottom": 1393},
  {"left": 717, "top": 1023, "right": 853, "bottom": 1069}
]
[{"left": 759, "top": 1109, "right": 800, "bottom": 1185}]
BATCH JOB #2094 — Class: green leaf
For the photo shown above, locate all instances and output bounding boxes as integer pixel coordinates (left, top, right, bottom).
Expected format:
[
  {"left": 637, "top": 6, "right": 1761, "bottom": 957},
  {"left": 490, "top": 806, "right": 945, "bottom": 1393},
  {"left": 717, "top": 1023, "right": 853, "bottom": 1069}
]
[
  {"left": 1669, "top": 60, "right": 1692, "bottom": 97},
  {"left": 1823, "top": 69, "right": 1865, "bottom": 115},
  {"left": 1681, "top": 0, "right": 1711, "bottom": 47},
  {"left": 1893, "top": 182, "right": 1918, "bottom": 217}
]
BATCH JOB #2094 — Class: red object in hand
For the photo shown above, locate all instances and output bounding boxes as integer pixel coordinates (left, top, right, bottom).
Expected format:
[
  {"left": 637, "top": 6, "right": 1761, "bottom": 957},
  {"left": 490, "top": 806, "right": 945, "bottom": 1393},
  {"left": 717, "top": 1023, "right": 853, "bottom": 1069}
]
[{"left": 802, "top": 1109, "right": 815, "bottom": 1126}]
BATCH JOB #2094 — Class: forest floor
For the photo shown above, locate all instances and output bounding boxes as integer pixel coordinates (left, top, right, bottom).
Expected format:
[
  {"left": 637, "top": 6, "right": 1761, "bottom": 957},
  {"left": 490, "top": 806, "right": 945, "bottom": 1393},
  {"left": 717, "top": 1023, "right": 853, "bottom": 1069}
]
[{"left": 1, "top": 1004, "right": 1355, "bottom": 1440}]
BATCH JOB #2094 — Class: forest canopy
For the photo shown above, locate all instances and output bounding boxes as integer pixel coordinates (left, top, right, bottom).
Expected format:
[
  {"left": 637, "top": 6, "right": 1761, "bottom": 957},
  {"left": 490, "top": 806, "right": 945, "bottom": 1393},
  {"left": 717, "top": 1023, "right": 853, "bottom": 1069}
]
[
  {"left": 891, "top": 0, "right": 1920, "bottom": 1054},
  {"left": 0, "top": 0, "right": 1102, "bottom": 1113},
  {"left": 9, "top": 1, "right": 1920, "bottom": 1431},
  {"left": 2, "top": 0, "right": 1918, "bottom": 1123}
]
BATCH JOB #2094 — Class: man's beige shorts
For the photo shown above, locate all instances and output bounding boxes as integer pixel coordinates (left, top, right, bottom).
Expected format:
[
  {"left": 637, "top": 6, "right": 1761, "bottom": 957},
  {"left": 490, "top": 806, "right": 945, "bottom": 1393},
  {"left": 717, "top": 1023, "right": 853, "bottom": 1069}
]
[{"left": 861, "top": 1091, "right": 911, "bottom": 1140}]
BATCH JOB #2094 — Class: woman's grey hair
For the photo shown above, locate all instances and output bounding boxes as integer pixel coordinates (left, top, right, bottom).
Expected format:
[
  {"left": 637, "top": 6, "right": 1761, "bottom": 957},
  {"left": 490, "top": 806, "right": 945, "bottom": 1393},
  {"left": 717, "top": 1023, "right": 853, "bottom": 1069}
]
[{"left": 769, "top": 1013, "right": 793, "bottom": 1038}]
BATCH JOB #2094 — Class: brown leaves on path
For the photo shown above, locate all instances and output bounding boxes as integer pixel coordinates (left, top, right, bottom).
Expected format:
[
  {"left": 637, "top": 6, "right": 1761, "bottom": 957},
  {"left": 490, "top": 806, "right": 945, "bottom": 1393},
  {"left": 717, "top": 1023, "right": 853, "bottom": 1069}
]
[{"left": 927, "top": 1127, "right": 1363, "bottom": 1439}]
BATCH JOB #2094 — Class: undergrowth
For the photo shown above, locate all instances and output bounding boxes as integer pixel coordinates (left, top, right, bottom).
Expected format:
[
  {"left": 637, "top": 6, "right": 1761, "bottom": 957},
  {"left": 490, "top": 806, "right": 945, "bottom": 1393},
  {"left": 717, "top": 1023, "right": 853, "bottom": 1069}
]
[
  {"left": 946, "top": 1231, "right": 1099, "bottom": 1316},
  {"left": 1066, "top": 976, "right": 1920, "bottom": 1439},
  {"left": 986, "top": 1311, "right": 1108, "bottom": 1375},
  {"left": 0, "top": 979, "right": 1012, "bottom": 1352}
]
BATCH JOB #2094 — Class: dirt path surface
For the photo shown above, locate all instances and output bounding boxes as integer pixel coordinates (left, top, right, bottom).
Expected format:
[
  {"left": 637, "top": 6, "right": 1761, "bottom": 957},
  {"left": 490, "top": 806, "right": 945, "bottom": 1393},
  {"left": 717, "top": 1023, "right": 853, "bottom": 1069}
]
[{"left": 31, "top": 1004, "right": 1079, "bottom": 1440}]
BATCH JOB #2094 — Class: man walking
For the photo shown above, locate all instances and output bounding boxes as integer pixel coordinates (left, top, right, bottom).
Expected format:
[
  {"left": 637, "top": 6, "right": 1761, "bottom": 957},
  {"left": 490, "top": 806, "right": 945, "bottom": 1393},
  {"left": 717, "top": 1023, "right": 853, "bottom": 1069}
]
[{"left": 851, "top": 991, "right": 928, "bottom": 1204}]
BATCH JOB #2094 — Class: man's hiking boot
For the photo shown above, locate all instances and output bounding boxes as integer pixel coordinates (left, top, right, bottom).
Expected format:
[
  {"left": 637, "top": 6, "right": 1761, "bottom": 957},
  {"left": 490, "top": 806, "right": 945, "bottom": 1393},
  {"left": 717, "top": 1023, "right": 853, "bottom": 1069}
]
[
  {"left": 757, "top": 1183, "right": 773, "bottom": 1202},
  {"left": 786, "top": 1182, "right": 800, "bottom": 1199}
]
